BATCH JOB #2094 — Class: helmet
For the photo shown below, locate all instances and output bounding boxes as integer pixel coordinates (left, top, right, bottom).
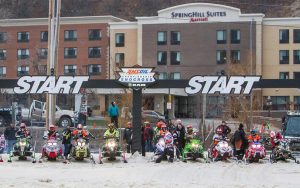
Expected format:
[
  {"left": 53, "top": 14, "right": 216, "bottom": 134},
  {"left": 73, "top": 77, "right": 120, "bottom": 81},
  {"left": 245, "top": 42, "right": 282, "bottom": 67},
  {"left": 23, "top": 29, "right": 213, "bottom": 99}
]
[
  {"left": 161, "top": 124, "right": 167, "bottom": 131},
  {"left": 270, "top": 131, "right": 275, "bottom": 138},
  {"left": 108, "top": 123, "right": 114, "bottom": 129},
  {"left": 216, "top": 127, "right": 222, "bottom": 135},
  {"left": 176, "top": 119, "right": 182, "bottom": 124},
  {"left": 49, "top": 124, "right": 55, "bottom": 131},
  {"left": 250, "top": 129, "right": 257, "bottom": 136},
  {"left": 187, "top": 125, "right": 193, "bottom": 133},
  {"left": 77, "top": 124, "right": 83, "bottom": 130},
  {"left": 144, "top": 121, "right": 150, "bottom": 126},
  {"left": 157, "top": 122, "right": 163, "bottom": 129},
  {"left": 20, "top": 123, "right": 26, "bottom": 128}
]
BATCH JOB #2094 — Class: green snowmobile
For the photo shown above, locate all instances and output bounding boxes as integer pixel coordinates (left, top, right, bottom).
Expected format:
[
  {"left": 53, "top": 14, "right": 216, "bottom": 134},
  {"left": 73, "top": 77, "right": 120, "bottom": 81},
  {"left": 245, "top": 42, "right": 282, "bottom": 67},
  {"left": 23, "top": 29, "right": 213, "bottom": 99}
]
[
  {"left": 182, "top": 139, "right": 207, "bottom": 162},
  {"left": 8, "top": 137, "right": 36, "bottom": 163}
]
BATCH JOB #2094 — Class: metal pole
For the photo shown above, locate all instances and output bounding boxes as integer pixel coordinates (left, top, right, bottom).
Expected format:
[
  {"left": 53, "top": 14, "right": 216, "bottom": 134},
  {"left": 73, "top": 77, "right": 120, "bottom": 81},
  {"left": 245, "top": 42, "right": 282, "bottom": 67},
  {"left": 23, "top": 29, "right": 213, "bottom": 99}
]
[
  {"left": 47, "top": 0, "right": 61, "bottom": 127},
  {"left": 250, "top": 19, "right": 254, "bottom": 127},
  {"left": 132, "top": 89, "right": 142, "bottom": 154},
  {"left": 202, "top": 94, "right": 206, "bottom": 142}
]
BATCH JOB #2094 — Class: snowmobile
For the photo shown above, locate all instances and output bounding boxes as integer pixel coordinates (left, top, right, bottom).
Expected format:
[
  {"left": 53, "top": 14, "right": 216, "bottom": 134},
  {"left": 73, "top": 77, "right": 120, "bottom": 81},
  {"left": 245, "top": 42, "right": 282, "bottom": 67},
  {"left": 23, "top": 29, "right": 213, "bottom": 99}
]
[
  {"left": 8, "top": 137, "right": 36, "bottom": 163},
  {"left": 270, "top": 139, "right": 296, "bottom": 163},
  {"left": 245, "top": 141, "right": 266, "bottom": 163},
  {"left": 70, "top": 138, "right": 95, "bottom": 163},
  {"left": 39, "top": 138, "right": 63, "bottom": 162},
  {"left": 208, "top": 138, "right": 233, "bottom": 162},
  {"left": 99, "top": 137, "right": 127, "bottom": 164},
  {"left": 182, "top": 138, "right": 207, "bottom": 162}
]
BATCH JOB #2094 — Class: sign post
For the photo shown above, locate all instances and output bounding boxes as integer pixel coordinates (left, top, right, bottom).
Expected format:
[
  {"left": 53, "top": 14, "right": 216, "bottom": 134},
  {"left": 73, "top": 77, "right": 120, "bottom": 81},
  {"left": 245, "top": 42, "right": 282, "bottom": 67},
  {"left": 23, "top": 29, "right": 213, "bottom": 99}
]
[{"left": 117, "top": 66, "right": 156, "bottom": 154}]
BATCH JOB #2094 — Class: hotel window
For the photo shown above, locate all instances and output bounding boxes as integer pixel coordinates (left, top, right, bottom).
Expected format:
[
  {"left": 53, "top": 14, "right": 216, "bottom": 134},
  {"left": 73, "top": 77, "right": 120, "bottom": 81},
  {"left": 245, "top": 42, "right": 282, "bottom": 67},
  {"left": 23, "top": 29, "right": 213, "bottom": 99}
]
[
  {"left": 157, "top": 51, "right": 167, "bottom": 65},
  {"left": 279, "top": 29, "right": 289, "bottom": 43},
  {"left": 64, "top": 30, "right": 77, "bottom": 41},
  {"left": 279, "top": 72, "right": 289, "bottom": 79},
  {"left": 170, "top": 51, "right": 181, "bottom": 65},
  {"left": 40, "top": 31, "right": 48, "bottom": 42},
  {"left": 17, "top": 66, "right": 29, "bottom": 77},
  {"left": 294, "top": 72, "right": 300, "bottom": 80},
  {"left": 230, "top": 30, "right": 240, "bottom": 44},
  {"left": 170, "top": 72, "right": 181, "bottom": 80},
  {"left": 157, "top": 31, "right": 167, "bottom": 45},
  {"left": 64, "top": 65, "right": 77, "bottom": 75},
  {"left": 0, "top": 67, "right": 6, "bottom": 77},
  {"left": 294, "top": 29, "right": 300, "bottom": 43},
  {"left": 216, "top": 50, "right": 227, "bottom": 64},
  {"left": 88, "top": 47, "right": 101, "bottom": 58},
  {"left": 0, "top": 32, "right": 7, "bottom": 43},
  {"left": 17, "top": 49, "right": 29, "bottom": 59},
  {"left": 88, "top": 64, "right": 101, "bottom": 75},
  {"left": 295, "top": 96, "right": 300, "bottom": 110},
  {"left": 39, "top": 48, "right": 48, "bottom": 59},
  {"left": 231, "top": 50, "right": 240, "bottom": 63},
  {"left": 88, "top": 29, "right": 101, "bottom": 40},
  {"left": 279, "top": 50, "right": 289, "bottom": 64},
  {"left": 158, "top": 72, "right": 168, "bottom": 80},
  {"left": 217, "top": 30, "right": 226, "bottom": 44},
  {"left": 115, "top": 53, "right": 125, "bottom": 67},
  {"left": 0, "top": 49, "right": 7, "bottom": 60},
  {"left": 115, "top": 33, "right": 125, "bottom": 47},
  {"left": 171, "top": 31, "right": 180, "bottom": 45},
  {"left": 17, "top": 32, "right": 30, "bottom": 42},
  {"left": 266, "top": 96, "right": 289, "bottom": 110},
  {"left": 294, "top": 50, "right": 300, "bottom": 64},
  {"left": 64, "top": 48, "right": 77, "bottom": 58}
]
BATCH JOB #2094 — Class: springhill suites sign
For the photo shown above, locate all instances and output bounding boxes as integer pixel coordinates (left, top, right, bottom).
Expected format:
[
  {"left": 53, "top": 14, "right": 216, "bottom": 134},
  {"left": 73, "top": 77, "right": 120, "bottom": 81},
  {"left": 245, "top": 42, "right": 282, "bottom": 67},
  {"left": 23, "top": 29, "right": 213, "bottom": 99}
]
[{"left": 171, "top": 11, "right": 226, "bottom": 22}]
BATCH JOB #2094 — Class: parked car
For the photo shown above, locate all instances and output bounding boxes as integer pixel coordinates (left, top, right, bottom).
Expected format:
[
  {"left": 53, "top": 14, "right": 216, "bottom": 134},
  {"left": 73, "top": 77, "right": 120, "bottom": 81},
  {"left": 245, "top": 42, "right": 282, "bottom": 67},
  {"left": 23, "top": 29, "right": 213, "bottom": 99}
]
[
  {"left": 282, "top": 111, "right": 300, "bottom": 151},
  {"left": 20, "top": 100, "right": 78, "bottom": 127},
  {"left": 0, "top": 107, "right": 12, "bottom": 127},
  {"left": 142, "top": 110, "right": 165, "bottom": 127}
]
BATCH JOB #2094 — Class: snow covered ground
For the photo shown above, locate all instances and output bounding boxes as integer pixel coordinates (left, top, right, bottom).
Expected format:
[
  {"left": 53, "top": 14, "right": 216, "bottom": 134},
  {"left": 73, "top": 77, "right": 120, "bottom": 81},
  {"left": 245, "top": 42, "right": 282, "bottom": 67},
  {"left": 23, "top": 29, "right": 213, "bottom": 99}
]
[{"left": 0, "top": 153, "right": 300, "bottom": 188}]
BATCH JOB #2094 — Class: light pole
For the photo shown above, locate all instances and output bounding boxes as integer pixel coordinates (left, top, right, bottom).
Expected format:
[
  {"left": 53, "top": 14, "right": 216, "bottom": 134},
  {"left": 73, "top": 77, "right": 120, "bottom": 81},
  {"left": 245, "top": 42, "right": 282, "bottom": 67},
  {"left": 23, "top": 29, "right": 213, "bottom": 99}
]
[{"left": 266, "top": 96, "right": 272, "bottom": 117}]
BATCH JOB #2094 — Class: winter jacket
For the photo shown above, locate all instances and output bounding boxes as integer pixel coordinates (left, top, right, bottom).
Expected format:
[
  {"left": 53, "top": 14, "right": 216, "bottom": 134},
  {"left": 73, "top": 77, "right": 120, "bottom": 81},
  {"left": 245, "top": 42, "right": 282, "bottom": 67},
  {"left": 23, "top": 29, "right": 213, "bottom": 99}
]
[
  {"left": 16, "top": 129, "right": 31, "bottom": 138},
  {"left": 46, "top": 130, "right": 59, "bottom": 140},
  {"left": 4, "top": 126, "right": 17, "bottom": 140},
  {"left": 62, "top": 128, "right": 72, "bottom": 144},
  {"left": 216, "top": 124, "right": 231, "bottom": 137},
  {"left": 108, "top": 105, "right": 119, "bottom": 117},
  {"left": 144, "top": 125, "right": 154, "bottom": 141},
  {"left": 232, "top": 129, "right": 247, "bottom": 150},
  {"left": 104, "top": 129, "right": 119, "bottom": 139},
  {"left": 124, "top": 127, "right": 133, "bottom": 144}
]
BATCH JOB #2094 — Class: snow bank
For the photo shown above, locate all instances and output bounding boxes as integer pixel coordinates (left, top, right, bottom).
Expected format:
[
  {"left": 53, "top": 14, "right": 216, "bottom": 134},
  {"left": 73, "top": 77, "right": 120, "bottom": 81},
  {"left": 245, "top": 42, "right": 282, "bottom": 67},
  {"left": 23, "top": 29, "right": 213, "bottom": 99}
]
[{"left": 0, "top": 153, "right": 300, "bottom": 188}]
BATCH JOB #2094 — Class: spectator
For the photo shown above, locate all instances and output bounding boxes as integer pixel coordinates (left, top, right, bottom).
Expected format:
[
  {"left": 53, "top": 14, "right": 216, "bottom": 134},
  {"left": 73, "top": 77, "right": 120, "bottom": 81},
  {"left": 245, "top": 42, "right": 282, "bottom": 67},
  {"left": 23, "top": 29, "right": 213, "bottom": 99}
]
[
  {"left": 232, "top": 123, "right": 247, "bottom": 160},
  {"left": 108, "top": 101, "right": 119, "bottom": 128},
  {"left": 62, "top": 125, "right": 72, "bottom": 162},
  {"left": 144, "top": 121, "right": 154, "bottom": 152},
  {"left": 123, "top": 122, "right": 133, "bottom": 153},
  {"left": 4, "top": 123, "right": 17, "bottom": 154}
]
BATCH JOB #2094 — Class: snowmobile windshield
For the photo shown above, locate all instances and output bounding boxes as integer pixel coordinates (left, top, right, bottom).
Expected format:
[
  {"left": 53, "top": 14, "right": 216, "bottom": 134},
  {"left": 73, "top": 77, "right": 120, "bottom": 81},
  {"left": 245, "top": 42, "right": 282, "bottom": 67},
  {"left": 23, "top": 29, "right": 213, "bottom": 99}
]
[{"left": 284, "top": 117, "right": 300, "bottom": 137}]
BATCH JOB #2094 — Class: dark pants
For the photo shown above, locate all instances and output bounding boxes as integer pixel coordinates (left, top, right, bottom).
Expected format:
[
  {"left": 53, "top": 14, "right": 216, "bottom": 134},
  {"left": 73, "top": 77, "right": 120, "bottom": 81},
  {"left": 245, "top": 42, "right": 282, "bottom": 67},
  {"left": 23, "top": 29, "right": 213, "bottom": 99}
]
[
  {"left": 156, "top": 147, "right": 174, "bottom": 163},
  {"left": 126, "top": 142, "right": 132, "bottom": 153},
  {"left": 111, "top": 116, "right": 118, "bottom": 128},
  {"left": 6, "top": 140, "right": 16, "bottom": 154},
  {"left": 145, "top": 139, "right": 153, "bottom": 152},
  {"left": 141, "top": 141, "right": 145, "bottom": 156},
  {"left": 64, "top": 144, "right": 72, "bottom": 158},
  {"left": 235, "top": 149, "right": 245, "bottom": 160}
]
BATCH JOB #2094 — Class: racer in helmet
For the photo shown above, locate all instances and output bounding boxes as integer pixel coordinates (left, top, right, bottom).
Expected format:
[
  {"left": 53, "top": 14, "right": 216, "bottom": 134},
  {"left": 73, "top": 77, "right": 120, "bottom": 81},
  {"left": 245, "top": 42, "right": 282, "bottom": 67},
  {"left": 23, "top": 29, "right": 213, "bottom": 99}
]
[
  {"left": 16, "top": 123, "right": 31, "bottom": 139},
  {"left": 72, "top": 124, "right": 89, "bottom": 140},
  {"left": 44, "top": 124, "right": 59, "bottom": 140},
  {"left": 269, "top": 131, "right": 283, "bottom": 149},
  {"left": 248, "top": 128, "right": 261, "bottom": 142},
  {"left": 158, "top": 124, "right": 168, "bottom": 137},
  {"left": 155, "top": 127, "right": 174, "bottom": 163},
  {"left": 185, "top": 125, "right": 194, "bottom": 143},
  {"left": 104, "top": 123, "right": 119, "bottom": 139},
  {"left": 215, "top": 120, "right": 231, "bottom": 137}
]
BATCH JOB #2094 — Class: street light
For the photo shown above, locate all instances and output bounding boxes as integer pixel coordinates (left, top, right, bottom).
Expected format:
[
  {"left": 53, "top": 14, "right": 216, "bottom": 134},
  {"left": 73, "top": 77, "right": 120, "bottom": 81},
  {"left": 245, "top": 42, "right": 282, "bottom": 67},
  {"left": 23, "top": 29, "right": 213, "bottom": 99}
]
[{"left": 266, "top": 96, "right": 272, "bottom": 117}]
